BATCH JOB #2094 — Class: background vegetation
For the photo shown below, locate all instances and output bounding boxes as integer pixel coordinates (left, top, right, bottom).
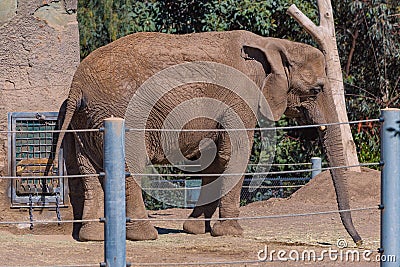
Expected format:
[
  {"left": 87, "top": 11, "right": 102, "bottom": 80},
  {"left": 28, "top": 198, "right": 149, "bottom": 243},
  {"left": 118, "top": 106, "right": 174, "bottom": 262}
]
[{"left": 77, "top": 0, "right": 399, "bottom": 206}]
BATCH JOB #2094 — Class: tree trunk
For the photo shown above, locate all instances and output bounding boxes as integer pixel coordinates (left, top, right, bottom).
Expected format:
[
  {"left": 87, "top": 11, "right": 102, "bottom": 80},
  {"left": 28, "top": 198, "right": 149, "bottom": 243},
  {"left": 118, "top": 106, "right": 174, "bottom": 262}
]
[{"left": 287, "top": 0, "right": 360, "bottom": 172}]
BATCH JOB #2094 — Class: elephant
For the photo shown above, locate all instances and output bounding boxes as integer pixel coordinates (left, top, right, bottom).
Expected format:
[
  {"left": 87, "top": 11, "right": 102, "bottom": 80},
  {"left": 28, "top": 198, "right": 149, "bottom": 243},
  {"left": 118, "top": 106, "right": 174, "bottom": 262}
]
[{"left": 55, "top": 30, "right": 362, "bottom": 245}]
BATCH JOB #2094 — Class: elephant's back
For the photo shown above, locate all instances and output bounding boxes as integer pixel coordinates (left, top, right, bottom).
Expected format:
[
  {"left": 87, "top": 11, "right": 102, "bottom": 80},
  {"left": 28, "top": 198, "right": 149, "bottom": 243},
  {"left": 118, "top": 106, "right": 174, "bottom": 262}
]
[
  {"left": 74, "top": 31, "right": 254, "bottom": 115},
  {"left": 80, "top": 30, "right": 258, "bottom": 86}
]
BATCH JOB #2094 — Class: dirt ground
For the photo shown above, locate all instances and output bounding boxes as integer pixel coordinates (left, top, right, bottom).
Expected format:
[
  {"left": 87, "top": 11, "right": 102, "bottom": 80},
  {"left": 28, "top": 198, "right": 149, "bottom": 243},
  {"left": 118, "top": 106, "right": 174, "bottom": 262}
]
[{"left": 0, "top": 168, "right": 382, "bottom": 267}]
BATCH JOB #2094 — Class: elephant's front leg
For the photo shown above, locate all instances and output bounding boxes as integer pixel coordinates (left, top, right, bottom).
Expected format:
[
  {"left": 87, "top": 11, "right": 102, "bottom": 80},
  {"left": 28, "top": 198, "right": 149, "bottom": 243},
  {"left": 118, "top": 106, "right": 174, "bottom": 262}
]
[
  {"left": 211, "top": 175, "right": 245, "bottom": 237},
  {"left": 125, "top": 174, "right": 158, "bottom": 241},
  {"left": 209, "top": 128, "right": 252, "bottom": 237}
]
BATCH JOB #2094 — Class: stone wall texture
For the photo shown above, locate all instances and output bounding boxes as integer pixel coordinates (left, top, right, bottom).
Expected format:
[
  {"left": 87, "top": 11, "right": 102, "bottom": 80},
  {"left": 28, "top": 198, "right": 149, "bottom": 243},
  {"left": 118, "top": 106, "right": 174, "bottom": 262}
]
[{"left": 0, "top": 0, "right": 79, "bottom": 231}]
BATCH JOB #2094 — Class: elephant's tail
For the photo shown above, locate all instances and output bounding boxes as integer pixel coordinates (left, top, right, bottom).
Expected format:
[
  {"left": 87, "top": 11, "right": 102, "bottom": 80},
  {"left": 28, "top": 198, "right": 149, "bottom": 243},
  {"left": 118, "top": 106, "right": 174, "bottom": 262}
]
[{"left": 51, "top": 88, "right": 82, "bottom": 173}]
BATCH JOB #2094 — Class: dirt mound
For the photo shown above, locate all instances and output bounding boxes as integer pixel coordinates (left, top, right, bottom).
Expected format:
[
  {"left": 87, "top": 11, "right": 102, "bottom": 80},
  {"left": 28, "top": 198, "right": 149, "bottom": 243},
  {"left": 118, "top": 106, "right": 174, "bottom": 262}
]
[
  {"left": 245, "top": 167, "right": 380, "bottom": 212},
  {"left": 288, "top": 167, "right": 380, "bottom": 206},
  {"left": 240, "top": 167, "right": 380, "bottom": 251}
]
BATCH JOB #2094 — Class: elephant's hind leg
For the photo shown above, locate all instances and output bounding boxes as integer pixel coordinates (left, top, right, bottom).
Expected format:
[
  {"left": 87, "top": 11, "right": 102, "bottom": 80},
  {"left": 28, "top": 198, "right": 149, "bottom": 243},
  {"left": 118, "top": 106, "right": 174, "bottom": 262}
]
[
  {"left": 63, "top": 132, "right": 83, "bottom": 240},
  {"left": 75, "top": 149, "right": 104, "bottom": 241},
  {"left": 125, "top": 174, "right": 158, "bottom": 241}
]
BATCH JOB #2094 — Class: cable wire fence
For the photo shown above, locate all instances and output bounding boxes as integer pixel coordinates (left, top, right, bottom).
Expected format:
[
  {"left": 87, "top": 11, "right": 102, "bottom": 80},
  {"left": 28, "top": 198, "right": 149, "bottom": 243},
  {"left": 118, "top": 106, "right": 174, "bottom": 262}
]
[{"left": 0, "top": 116, "right": 387, "bottom": 267}]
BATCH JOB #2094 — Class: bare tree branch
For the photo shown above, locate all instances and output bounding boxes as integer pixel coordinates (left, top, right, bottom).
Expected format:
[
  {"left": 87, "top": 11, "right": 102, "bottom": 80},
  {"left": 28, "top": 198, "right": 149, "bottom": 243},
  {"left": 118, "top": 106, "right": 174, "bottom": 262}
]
[
  {"left": 345, "top": 30, "right": 359, "bottom": 75},
  {"left": 287, "top": 0, "right": 361, "bottom": 171},
  {"left": 287, "top": 5, "right": 324, "bottom": 45}
]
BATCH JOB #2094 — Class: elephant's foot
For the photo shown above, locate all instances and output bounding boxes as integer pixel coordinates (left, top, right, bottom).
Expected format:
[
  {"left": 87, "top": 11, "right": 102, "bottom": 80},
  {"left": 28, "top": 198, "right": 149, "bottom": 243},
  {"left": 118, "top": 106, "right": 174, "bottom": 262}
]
[
  {"left": 126, "top": 220, "right": 158, "bottom": 241},
  {"left": 183, "top": 217, "right": 211, "bottom": 235},
  {"left": 211, "top": 220, "right": 243, "bottom": 237},
  {"left": 79, "top": 222, "right": 104, "bottom": 241}
]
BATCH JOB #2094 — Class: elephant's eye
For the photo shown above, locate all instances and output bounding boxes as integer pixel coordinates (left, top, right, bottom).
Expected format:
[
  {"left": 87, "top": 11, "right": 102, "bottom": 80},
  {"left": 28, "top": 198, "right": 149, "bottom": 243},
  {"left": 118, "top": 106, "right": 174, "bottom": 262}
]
[{"left": 310, "top": 85, "right": 323, "bottom": 96}]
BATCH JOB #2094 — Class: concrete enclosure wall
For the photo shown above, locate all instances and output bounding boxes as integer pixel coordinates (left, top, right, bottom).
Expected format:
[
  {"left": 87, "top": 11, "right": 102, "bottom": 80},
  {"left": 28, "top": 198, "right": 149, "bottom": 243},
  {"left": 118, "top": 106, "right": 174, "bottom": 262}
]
[{"left": 0, "top": 0, "right": 80, "bottom": 232}]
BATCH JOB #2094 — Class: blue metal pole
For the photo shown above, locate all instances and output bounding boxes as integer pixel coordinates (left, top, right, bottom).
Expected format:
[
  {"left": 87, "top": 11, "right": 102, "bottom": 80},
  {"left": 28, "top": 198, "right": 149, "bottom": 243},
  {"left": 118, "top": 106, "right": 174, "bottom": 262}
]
[
  {"left": 311, "top": 157, "right": 322, "bottom": 178},
  {"left": 103, "top": 117, "right": 126, "bottom": 267},
  {"left": 381, "top": 108, "right": 400, "bottom": 267}
]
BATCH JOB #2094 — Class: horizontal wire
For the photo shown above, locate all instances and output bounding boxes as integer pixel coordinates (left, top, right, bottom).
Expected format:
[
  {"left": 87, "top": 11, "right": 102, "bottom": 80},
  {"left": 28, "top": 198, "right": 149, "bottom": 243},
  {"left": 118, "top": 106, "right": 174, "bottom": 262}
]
[
  {"left": 143, "top": 184, "right": 304, "bottom": 191},
  {"left": 9, "top": 264, "right": 101, "bottom": 267},
  {"left": 131, "top": 162, "right": 380, "bottom": 177},
  {"left": 243, "top": 185, "right": 304, "bottom": 189},
  {"left": 0, "top": 162, "right": 379, "bottom": 180},
  {"left": 133, "top": 259, "right": 267, "bottom": 266},
  {"left": 247, "top": 162, "right": 313, "bottom": 166},
  {"left": 0, "top": 218, "right": 100, "bottom": 225},
  {"left": 154, "top": 162, "right": 314, "bottom": 167},
  {"left": 0, "top": 128, "right": 100, "bottom": 134},
  {"left": 0, "top": 206, "right": 377, "bottom": 225},
  {"left": 126, "top": 119, "right": 380, "bottom": 132},
  {"left": 0, "top": 118, "right": 379, "bottom": 134},
  {"left": 152, "top": 164, "right": 202, "bottom": 168},
  {"left": 133, "top": 206, "right": 379, "bottom": 222},
  {"left": 150, "top": 177, "right": 310, "bottom": 184},
  {"left": 9, "top": 205, "right": 68, "bottom": 209},
  {"left": 0, "top": 173, "right": 100, "bottom": 179}
]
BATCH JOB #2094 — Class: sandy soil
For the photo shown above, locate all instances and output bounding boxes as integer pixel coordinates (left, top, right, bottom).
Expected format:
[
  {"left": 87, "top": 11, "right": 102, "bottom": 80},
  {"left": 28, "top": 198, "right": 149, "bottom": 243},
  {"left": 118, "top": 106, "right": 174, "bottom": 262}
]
[{"left": 0, "top": 168, "right": 382, "bottom": 266}]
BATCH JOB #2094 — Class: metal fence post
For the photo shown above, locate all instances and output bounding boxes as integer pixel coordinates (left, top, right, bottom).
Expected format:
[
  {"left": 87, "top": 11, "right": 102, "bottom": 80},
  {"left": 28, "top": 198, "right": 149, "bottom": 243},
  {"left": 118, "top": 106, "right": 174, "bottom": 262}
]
[
  {"left": 103, "top": 117, "right": 126, "bottom": 267},
  {"left": 380, "top": 108, "right": 400, "bottom": 267},
  {"left": 311, "top": 157, "right": 322, "bottom": 178}
]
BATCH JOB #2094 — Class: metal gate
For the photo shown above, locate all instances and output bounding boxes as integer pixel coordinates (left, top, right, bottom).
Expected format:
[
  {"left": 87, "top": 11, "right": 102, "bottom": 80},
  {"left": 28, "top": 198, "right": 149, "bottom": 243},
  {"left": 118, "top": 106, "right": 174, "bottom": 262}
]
[{"left": 7, "top": 112, "right": 66, "bottom": 208}]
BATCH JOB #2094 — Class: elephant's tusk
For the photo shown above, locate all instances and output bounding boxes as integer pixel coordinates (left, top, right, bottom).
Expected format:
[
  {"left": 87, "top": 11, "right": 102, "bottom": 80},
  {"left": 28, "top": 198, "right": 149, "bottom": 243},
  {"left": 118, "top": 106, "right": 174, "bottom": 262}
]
[{"left": 320, "top": 125, "right": 327, "bottom": 131}]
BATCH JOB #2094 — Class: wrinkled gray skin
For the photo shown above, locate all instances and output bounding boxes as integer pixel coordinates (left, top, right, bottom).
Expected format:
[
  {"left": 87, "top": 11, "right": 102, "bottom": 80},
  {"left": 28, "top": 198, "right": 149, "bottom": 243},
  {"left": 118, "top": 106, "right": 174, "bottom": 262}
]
[{"left": 56, "top": 30, "right": 361, "bottom": 244}]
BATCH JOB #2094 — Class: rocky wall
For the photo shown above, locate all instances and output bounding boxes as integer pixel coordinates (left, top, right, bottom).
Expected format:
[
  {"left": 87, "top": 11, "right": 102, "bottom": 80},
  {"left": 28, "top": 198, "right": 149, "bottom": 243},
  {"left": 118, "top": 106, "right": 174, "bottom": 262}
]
[{"left": 0, "top": 0, "right": 79, "bottom": 233}]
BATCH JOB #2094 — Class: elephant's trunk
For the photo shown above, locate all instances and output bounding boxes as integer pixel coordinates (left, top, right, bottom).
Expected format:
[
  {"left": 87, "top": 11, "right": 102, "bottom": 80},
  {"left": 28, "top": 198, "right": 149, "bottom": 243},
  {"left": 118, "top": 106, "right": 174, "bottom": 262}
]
[
  {"left": 321, "top": 124, "right": 362, "bottom": 245},
  {"left": 306, "top": 91, "right": 362, "bottom": 245}
]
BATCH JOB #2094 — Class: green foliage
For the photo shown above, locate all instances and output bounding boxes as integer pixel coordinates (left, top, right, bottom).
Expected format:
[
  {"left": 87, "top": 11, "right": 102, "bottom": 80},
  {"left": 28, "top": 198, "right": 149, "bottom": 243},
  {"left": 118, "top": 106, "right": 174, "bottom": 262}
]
[
  {"left": 78, "top": 0, "right": 162, "bottom": 58},
  {"left": 332, "top": 0, "right": 399, "bottom": 163},
  {"left": 335, "top": 0, "right": 399, "bottom": 104},
  {"left": 77, "top": 0, "right": 319, "bottom": 57},
  {"left": 354, "top": 132, "right": 381, "bottom": 164},
  {"left": 140, "top": 165, "right": 188, "bottom": 210},
  {"left": 201, "top": 0, "right": 280, "bottom": 35},
  {"left": 275, "top": 118, "right": 323, "bottom": 167}
]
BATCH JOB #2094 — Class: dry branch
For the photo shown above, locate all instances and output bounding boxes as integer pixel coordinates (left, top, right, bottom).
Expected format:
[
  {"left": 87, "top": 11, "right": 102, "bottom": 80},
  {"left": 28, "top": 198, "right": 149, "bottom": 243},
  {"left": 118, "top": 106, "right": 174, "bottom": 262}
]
[{"left": 287, "top": 1, "right": 361, "bottom": 172}]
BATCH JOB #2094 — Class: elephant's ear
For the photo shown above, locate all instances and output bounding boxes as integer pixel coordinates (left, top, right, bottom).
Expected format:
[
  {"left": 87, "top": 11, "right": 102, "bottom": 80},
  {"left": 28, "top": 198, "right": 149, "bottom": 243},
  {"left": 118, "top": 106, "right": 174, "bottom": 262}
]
[{"left": 243, "top": 42, "right": 290, "bottom": 121}]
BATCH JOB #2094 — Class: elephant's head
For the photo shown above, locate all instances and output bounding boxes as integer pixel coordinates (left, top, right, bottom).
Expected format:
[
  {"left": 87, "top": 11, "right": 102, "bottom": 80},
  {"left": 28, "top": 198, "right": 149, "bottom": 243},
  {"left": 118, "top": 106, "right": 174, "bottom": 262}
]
[{"left": 242, "top": 37, "right": 362, "bottom": 244}]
